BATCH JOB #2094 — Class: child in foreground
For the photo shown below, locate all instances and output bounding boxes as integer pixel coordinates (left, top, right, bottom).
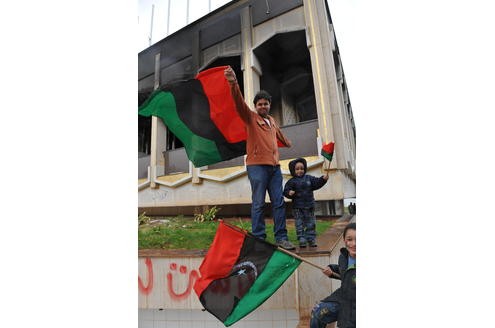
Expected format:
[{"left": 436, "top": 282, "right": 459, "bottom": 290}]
[
  {"left": 283, "top": 157, "right": 328, "bottom": 247},
  {"left": 310, "top": 222, "right": 356, "bottom": 328}
]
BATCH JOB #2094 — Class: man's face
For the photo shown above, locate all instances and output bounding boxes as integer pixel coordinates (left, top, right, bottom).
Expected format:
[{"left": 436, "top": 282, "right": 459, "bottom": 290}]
[{"left": 255, "top": 98, "right": 270, "bottom": 118}]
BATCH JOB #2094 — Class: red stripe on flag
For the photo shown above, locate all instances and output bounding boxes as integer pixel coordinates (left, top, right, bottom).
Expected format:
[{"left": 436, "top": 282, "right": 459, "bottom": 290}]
[
  {"left": 322, "top": 142, "right": 335, "bottom": 154},
  {"left": 193, "top": 221, "right": 246, "bottom": 297},
  {"left": 196, "top": 66, "right": 247, "bottom": 143}
]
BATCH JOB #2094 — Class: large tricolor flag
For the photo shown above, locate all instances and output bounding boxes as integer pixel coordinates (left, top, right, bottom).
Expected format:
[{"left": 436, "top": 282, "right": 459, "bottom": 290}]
[
  {"left": 138, "top": 66, "right": 247, "bottom": 167},
  {"left": 193, "top": 221, "right": 301, "bottom": 326}
]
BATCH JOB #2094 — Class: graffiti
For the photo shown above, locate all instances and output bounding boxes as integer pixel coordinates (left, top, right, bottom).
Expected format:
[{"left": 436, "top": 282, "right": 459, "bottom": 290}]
[
  {"left": 167, "top": 263, "right": 200, "bottom": 301},
  {"left": 151, "top": 189, "right": 168, "bottom": 201},
  {"left": 138, "top": 259, "right": 200, "bottom": 302},
  {"left": 138, "top": 257, "right": 153, "bottom": 295}
]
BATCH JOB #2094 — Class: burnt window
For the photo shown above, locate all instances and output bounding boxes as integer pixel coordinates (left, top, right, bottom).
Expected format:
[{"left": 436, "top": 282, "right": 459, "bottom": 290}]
[{"left": 253, "top": 30, "right": 316, "bottom": 125}]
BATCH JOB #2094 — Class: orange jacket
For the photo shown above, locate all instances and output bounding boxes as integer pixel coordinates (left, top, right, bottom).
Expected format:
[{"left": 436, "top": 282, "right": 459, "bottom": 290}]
[{"left": 228, "top": 80, "right": 291, "bottom": 166}]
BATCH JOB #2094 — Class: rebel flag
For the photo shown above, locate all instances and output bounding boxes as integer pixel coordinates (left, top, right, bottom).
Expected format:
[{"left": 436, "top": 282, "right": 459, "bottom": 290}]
[
  {"left": 138, "top": 66, "right": 247, "bottom": 167},
  {"left": 193, "top": 221, "right": 301, "bottom": 326},
  {"left": 321, "top": 141, "right": 335, "bottom": 162}
]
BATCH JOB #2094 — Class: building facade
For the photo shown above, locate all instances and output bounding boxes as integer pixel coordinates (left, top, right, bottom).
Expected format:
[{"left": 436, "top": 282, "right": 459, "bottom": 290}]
[{"left": 138, "top": 0, "right": 356, "bottom": 216}]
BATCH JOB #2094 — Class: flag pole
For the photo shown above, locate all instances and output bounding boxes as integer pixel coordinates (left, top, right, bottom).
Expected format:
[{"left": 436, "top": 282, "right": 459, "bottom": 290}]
[
  {"left": 220, "top": 220, "right": 341, "bottom": 278},
  {"left": 276, "top": 246, "right": 340, "bottom": 278},
  {"left": 275, "top": 246, "right": 326, "bottom": 270},
  {"left": 322, "top": 159, "right": 330, "bottom": 171}
]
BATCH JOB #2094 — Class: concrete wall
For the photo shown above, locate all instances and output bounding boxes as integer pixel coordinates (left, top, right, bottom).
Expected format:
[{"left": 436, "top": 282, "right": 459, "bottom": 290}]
[
  {"left": 138, "top": 218, "right": 350, "bottom": 327},
  {"left": 138, "top": 253, "right": 339, "bottom": 327},
  {"left": 138, "top": 162, "right": 353, "bottom": 209}
]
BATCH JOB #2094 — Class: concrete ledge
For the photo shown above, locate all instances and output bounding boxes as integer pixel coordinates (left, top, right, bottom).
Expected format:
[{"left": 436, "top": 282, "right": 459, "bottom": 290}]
[
  {"left": 307, "top": 214, "right": 354, "bottom": 255},
  {"left": 138, "top": 214, "right": 354, "bottom": 258}
]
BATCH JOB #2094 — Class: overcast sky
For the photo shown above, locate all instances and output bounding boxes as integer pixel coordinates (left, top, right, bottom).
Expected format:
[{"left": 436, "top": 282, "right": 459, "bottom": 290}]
[
  {"left": 137, "top": 0, "right": 361, "bottom": 115},
  {"left": 137, "top": 0, "right": 358, "bottom": 52},
  {"left": 138, "top": 0, "right": 231, "bottom": 52}
]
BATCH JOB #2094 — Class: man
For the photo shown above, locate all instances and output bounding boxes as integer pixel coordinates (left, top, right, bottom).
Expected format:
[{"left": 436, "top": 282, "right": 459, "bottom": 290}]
[{"left": 224, "top": 66, "right": 295, "bottom": 250}]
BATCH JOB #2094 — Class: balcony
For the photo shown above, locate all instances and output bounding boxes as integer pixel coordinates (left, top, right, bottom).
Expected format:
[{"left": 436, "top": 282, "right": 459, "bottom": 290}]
[{"left": 160, "top": 119, "right": 319, "bottom": 174}]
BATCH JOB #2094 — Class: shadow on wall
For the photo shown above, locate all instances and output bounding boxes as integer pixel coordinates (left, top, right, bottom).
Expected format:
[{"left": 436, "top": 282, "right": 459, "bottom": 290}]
[{"left": 139, "top": 153, "right": 150, "bottom": 179}]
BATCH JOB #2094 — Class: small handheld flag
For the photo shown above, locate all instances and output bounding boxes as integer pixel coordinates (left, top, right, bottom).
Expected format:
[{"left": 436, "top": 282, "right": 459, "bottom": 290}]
[{"left": 321, "top": 142, "right": 335, "bottom": 162}]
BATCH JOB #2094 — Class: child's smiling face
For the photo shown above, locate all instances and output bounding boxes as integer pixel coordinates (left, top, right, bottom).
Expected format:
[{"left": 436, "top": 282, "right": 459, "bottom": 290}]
[
  {"left": 344, "top": 228, "right": 356, "bottom": 258},
  {"left": 294, "top": 162, "right": 305, "bottom": 177}
]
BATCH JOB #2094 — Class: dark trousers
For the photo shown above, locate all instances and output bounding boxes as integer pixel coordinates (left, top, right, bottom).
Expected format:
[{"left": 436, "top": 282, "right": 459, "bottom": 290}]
[
  {"left": 246, "top": 165, "right": 288, "bottom": 241},
  {"left": 310, "top": 301, "right": 339, "bottom": 328},
  {"left": 293, "top": 207, "right": 316, "bottom": 243}
]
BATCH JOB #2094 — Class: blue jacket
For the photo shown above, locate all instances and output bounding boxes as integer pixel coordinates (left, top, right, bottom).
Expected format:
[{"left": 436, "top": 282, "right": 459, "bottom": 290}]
[{"left": 283, "top": 158, "right": 327, "bottom": 208}]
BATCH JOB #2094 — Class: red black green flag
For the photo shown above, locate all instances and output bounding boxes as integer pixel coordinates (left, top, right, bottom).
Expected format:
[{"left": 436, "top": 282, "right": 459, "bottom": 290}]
[
  {"left": 321, "top": 141, "right": 335, "bottom": 162},
  {"left": 138, "top": 66, "right": 247, "bottom": 167},
  {"left": 193, "top": 221, "right": 301, "bottom": 326}
]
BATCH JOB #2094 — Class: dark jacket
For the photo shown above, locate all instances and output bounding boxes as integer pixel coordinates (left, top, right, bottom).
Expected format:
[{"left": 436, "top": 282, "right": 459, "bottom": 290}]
[
  {"left": 283, "top": 158, "right": 327, "bottom": 208},
  {"left": 322, "top": 248, "right": 356, "bottom": 328}
]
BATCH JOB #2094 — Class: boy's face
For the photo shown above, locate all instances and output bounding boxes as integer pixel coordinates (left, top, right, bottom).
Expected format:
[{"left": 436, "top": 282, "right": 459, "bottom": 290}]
[
  {"left": 255, "top": 98, "right": 270, "bottom": 117},
  {"left": 344, "top": 229, "right": 356, "bottom": 258},
  {"left": 294, "top": 162, "right": 305, "bottom": 177}
]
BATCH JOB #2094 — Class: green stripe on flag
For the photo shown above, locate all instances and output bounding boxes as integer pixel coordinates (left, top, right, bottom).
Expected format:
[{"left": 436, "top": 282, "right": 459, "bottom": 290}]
[
  {"left": 321, "top": 150, "right": 333, "bottom": 162},
  {"left": 224, "top": 250, "right": 301, "bottom": 326},
  {"left": 139, "top": 90, "right": 223, "bottom": 167}
]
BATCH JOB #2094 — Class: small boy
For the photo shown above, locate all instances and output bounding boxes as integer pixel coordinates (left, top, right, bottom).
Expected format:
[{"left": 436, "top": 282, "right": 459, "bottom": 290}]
[
  {"left": 310, "top": 222, "right": 356, "bottom": 328},
  {"left": 283, "top": 157, "right": 329, "bottom": 247}
]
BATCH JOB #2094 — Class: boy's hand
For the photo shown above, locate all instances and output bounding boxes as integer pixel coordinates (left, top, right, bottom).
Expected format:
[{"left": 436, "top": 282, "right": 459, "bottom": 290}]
[
  {"left": 323, "top": 267, "right": 333, "bottom": 277},
  {"left": 323, "top": 172, "right": 329, "bottom": 181},
  {"left": 224, "top": 66, "right": 236, "bottom": 82},
  {"left": 288, "top": 190, "right": 295, "bottom": 196}
]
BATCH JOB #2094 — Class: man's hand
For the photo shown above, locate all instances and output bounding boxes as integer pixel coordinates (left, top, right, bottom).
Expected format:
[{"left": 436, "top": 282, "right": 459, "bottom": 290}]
[
  {"left": 323, "top": 172, "right": 329, "bottom": 181},
  {"left": 322, "top": 267, "right": 334, "bottom": 277},
  {"left": 288, "top": 190, "right": 295, "bottom": 196},
  {"left": 224, "top": 66, "right": 237, "bottom": 83}
]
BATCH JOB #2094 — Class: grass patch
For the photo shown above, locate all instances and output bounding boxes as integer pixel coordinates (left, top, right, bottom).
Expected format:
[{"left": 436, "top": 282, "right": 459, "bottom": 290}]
[{"left": 138, "top": 216, "right": 334, "bottom": 250}]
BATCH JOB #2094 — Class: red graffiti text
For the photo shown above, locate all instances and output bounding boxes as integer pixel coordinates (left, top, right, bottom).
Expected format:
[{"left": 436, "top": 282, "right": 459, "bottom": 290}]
[
  {"left": 167, "top": 263, "right": 200, "bottom": 301},
  {"left": 138, "top": 257, "right": 153, "bottom": 295}
]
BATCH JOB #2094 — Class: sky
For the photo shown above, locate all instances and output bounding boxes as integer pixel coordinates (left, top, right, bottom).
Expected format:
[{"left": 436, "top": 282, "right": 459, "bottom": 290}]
[
  {"left": 2, "top": 1, "right": 495, "bottom": 327},
  {"left": 138, "top": 0, "right": 231, "bottom": 52},
  {"left": 137, "top": 0, "right": 357, "bottom": 51},
  {"left": 136, "top": 0, "right": 363, "bottom": 123}
]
